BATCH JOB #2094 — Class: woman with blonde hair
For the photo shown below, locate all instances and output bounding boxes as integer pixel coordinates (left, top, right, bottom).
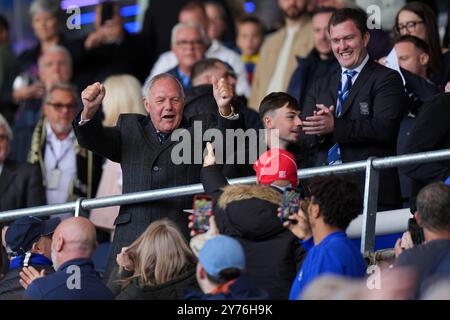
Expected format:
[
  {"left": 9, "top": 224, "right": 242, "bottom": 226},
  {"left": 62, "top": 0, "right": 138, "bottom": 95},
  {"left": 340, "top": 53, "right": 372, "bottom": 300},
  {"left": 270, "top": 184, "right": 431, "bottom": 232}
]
[
  {"left": 111, "top": 219, "right": 198, "bottom": 300},
  {"left": 101, "top": 74, "right": 146, "bottom": 127},
  {"left": 89, "top": 74, "right": 146, "bottom": 241}
]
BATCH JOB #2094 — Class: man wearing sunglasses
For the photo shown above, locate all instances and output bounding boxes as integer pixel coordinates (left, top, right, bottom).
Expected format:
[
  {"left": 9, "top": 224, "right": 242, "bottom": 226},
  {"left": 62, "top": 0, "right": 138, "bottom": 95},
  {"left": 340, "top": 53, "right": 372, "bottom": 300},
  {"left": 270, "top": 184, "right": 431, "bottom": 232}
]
[{"left": 27, "top": 82, "right": 102, "bottom": 218}]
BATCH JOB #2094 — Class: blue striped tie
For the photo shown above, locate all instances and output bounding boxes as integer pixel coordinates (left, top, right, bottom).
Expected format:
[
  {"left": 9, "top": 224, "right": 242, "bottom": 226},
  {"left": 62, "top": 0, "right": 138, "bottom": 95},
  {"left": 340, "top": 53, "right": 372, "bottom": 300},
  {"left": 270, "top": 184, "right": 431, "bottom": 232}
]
[
  {"left": 336, "top": 70, "right": 357, "bottom": 117},
  {"left": 328, "top": 70, "right": 357, "bottom": 165}
]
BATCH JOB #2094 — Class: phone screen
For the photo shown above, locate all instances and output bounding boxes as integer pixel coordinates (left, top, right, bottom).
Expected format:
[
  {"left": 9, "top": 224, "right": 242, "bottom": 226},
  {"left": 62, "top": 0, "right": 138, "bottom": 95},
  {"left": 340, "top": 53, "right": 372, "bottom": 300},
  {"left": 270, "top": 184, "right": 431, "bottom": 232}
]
[
  {"left": 193, "top": 196, "right": 213, "bottom": 232},
  {"left": 281, "top": 188, "right": 300, "bottom": 222}
]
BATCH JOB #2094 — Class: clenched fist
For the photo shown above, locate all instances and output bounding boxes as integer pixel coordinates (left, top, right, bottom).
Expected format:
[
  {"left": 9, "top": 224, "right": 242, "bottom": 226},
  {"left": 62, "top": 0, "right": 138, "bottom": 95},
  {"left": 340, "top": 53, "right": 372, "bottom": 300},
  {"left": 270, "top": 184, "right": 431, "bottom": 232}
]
[
  {"left": 81, "top": 82, "right": 106, "bottom": 120},
  {"left": 212, "top": 76, "right": 234, "bottom": 115}
]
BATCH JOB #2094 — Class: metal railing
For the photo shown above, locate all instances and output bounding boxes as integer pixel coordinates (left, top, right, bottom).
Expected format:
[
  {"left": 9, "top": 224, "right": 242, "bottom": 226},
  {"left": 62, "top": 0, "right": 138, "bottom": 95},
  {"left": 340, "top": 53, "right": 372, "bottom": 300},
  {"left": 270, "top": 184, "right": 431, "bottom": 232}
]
[{"left": 1, "top": 148, "right": 449, "bottom": 255}]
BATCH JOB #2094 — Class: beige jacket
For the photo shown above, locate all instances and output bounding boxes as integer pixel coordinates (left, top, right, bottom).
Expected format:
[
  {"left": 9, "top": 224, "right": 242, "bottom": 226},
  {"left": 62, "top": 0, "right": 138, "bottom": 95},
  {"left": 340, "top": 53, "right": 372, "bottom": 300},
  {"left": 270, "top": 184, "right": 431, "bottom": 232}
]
[
  {"left": 89, "top": 159, "right": 122, "bottom": 233},
  {"left": 249, "top": 16, "right": 314, "bottom": 110}
]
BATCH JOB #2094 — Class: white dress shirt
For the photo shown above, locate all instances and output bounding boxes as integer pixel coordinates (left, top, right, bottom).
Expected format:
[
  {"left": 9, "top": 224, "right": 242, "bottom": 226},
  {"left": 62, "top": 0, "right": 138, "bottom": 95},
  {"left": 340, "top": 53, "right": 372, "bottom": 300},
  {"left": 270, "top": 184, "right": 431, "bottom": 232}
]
[
  {"left": 147, "top": 39, "right": 251, "bottom": 98},
  {"left": 44, "top": 122, "right": 77, "bottom": 207},
  {"left": 340, "top": 54, "right": 369, "bottom": 88}
]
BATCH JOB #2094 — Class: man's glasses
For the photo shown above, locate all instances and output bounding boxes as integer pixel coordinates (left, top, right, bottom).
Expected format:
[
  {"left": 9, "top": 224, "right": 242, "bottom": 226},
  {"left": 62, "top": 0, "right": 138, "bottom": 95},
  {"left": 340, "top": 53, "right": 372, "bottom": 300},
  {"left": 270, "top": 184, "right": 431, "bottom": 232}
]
[
  {"left": 175, "top": 39, "right": 204, "bottom": 47},
  {"left": 46, "top": 102, "right": 77, "bottom": 110},
  {"left": 396, "top": 20, "right": 424, "bottom": 34}
]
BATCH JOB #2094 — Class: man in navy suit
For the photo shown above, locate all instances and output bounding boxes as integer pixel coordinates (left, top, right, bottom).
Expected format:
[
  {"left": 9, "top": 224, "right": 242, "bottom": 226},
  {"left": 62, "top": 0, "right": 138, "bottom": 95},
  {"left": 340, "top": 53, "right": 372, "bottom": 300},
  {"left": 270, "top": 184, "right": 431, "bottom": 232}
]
[{"left": 301, "top": 8, "right": 407, "bottom": 210}]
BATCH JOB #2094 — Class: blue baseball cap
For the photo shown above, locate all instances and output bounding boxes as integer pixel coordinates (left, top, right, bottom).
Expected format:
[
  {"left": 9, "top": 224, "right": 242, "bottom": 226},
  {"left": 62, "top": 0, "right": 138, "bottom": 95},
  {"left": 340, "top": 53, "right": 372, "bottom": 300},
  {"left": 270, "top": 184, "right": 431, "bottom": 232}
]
[
  {"left": 445, "top": 176, "right": 450, "bottom": 186},
  {"left": 199, "top": 235, "right": 245, "bottom": 277},
  {"left": 5, "top": 216, "right": 61, "bottom": 255}
]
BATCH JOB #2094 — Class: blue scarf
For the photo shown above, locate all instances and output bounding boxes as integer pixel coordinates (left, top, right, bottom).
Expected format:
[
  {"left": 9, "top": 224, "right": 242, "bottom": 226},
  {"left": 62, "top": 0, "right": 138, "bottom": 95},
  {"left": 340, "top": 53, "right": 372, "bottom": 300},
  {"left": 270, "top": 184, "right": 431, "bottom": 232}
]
[{"left": 9, "top": 252, "right": 53, "bottom": 270}]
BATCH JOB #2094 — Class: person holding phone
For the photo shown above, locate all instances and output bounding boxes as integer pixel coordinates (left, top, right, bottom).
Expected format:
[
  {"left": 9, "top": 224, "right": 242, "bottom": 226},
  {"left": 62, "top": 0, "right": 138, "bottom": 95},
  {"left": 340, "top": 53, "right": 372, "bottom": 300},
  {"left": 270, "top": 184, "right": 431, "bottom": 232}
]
[
  {"left": 281, "top": 175, "right": 366, "bottom": 300},
  {"left": 301, "top": 8, "right": 407, "bottom": 211},
  {"left": 195, "top": 142, "right": 304, "bottom": 299},
  {"left": 84, "top": 1, "right": 124, "bottom": 49},
  {"left": 393, "top": 182, "right": 450, "bottom": 299}
]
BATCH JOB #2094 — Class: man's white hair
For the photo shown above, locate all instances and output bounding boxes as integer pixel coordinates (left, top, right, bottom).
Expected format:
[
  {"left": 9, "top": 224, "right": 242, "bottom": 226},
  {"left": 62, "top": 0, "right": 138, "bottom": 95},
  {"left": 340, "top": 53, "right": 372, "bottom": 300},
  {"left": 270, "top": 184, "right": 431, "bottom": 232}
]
[
  {"left": 170, "top": 22, "right": 208, "bottom": 46},
  {"left": 38, "top": 44, "right": 73, "bottom": 72},
  {"left": 29, "top": 0, "right": 59, "bottom": 17},
  {"left": 142, "top": 73, "right": 185, "bottom": 100}
]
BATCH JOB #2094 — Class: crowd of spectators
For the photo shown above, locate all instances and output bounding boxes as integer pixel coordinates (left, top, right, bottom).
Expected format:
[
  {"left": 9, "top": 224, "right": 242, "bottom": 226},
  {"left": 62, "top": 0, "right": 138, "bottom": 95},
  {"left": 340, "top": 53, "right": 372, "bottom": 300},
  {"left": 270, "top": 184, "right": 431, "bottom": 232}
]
[{"left": 0, "top": 0, "right": 449, "bottom": 300}]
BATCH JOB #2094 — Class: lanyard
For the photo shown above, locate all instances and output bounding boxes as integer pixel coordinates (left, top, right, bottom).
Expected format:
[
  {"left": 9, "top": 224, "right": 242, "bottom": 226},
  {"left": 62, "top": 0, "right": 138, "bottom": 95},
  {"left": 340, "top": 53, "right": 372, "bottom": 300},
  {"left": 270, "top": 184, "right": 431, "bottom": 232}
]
[{"left": 47, "top": 140, "right": 73, "bottom": 169}]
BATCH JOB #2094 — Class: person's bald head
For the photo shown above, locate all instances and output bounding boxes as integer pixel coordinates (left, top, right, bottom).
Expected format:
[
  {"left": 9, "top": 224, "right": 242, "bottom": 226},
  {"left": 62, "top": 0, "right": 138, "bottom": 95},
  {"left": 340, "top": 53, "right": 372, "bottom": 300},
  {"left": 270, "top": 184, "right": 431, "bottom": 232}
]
[{"left": 51, "top": 217, "right": 97, "bottom": 269}]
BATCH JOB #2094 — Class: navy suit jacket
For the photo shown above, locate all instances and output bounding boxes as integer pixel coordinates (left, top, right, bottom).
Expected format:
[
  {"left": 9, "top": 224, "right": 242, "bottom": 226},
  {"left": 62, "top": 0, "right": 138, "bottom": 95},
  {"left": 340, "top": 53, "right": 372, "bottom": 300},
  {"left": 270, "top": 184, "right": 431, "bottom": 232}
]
[{"left": 302, "top": 58, "right": 408, "bottom": 208}]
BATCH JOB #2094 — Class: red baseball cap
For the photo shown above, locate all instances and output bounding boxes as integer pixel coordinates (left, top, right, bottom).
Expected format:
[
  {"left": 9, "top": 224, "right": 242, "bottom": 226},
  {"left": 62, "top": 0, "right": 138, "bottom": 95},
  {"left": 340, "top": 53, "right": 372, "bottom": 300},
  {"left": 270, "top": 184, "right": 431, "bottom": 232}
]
[{"left": 253, "top": 148, "right": 298, "bottom": 187}]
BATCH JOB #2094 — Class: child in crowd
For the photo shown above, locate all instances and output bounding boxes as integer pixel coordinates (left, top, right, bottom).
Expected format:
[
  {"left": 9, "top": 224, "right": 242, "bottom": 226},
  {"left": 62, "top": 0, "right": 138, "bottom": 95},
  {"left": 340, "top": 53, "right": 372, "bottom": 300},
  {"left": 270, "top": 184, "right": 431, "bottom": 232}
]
[{"left": 236, "top": 16, "right": 264, "bottom": 85}]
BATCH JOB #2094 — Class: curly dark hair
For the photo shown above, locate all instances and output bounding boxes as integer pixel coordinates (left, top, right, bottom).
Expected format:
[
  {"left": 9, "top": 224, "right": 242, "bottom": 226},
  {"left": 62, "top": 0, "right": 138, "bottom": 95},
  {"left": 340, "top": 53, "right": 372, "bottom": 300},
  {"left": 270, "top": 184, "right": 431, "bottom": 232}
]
[{"left": 308, "top": 175, "right": 363, "bottom": 230}]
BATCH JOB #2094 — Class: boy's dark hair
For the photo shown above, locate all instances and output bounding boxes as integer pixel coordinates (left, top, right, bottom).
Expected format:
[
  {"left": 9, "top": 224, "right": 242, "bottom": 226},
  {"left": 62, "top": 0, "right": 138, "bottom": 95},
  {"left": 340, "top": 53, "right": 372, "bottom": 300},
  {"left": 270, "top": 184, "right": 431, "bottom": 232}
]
[
  {"left": 312, "top": 6, "right": 337, "bottom": 18},
  {"left": 416, "top": 182, "right": 450, "bottom": 232},
  {"left": 237, "top": 15, "right": 265, "bottom": 35},
  {"left": 0, "top": 15, "right": 9, "bottom": 32},
  {"left": 309, "top": 175, "right": 363, "bottom": 230},
  {"left": 191, "top": 58, "right": 225, "bottom": 82},
  {"left": 328, "top": 7, "right": 368, "bottom": 36},
  {"left": 259, "top": 92, "right": 300, "bottom": 119},
  {"left": 394, "top": 34, "right": 430, "bottom": 55},
  {"left": 206, "top": 268, "right": 241, "bottom": 285}
]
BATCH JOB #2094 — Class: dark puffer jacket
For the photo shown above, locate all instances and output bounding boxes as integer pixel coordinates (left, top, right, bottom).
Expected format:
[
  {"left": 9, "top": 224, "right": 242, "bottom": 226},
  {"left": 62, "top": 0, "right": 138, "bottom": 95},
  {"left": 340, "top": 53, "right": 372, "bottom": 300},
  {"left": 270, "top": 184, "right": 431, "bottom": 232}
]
[{"left": 201, "top": 165, "right": 305, "bottom": 300}]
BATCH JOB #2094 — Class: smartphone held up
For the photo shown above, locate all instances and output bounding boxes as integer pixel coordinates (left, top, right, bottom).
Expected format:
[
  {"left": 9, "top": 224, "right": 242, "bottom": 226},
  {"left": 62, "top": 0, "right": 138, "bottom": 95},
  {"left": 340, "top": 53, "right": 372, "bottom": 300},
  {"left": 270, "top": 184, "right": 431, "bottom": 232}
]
[
  {"left": 192, "top": 195, "right": 214, "bottom": 233},
  {"left": 281, "top": 187, "right": 301, "bottom": 223}
]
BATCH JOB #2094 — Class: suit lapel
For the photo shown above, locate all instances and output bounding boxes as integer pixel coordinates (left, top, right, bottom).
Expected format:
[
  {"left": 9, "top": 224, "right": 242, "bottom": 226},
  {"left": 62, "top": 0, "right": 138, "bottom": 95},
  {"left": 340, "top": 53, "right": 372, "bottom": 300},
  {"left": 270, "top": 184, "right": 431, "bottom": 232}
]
[
  {"left": 340, "top": 60, "right": 374, "bottom": 117},
  {"left": 328, "top": 68, "right": 340, "bottom": 107}
]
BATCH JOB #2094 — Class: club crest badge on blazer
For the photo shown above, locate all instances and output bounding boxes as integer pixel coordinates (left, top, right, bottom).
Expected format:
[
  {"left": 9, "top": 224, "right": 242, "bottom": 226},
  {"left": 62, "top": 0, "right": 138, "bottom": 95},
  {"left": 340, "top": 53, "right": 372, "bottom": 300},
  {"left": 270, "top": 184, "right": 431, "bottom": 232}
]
[{"left": 359, "top": 102, "right": 370, "bottom": 116}]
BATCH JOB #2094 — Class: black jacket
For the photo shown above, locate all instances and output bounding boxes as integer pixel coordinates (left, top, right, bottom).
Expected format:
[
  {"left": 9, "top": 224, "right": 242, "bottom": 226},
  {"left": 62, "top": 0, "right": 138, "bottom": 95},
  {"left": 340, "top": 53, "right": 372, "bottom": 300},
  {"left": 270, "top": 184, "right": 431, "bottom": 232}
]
[
  {"left": 400, "top": 93, "right": 450, "bottom": 203},
  {"left": 302, "top": 59, "right": 408, "bottom": 208},
  {"left": 201, "top": 165, "right": 305, "bottom": 300},
  {"left": 73, "top": 110, "right": 244, "bottom": 281},
  {"left": 396, "top": 69, "right": 441, "bottom": 203},
  {"left": 184, "top": 84, "right": 262, "bottom": 131},
  {"left": 114, "top": 267, "right": 199, "bottom": 300},
  {"left": 287, "top": 49, "right": 338, "bottom": 107},
  {"left": 0, "top": 264, "right": 54, "bottom": 300},
  {"left": 0, "top": 159, "right": 46, "bottom": 212}
]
